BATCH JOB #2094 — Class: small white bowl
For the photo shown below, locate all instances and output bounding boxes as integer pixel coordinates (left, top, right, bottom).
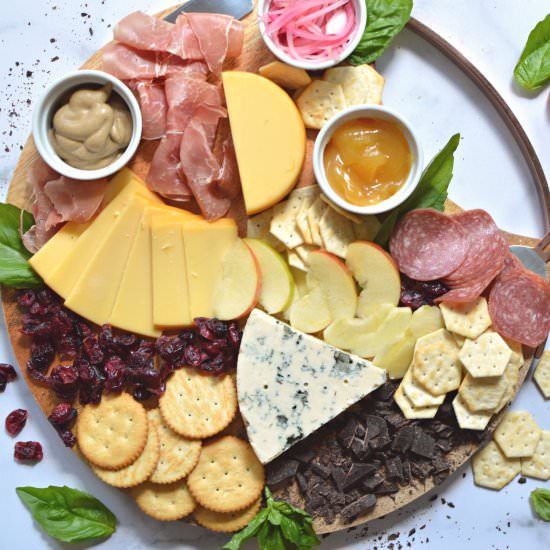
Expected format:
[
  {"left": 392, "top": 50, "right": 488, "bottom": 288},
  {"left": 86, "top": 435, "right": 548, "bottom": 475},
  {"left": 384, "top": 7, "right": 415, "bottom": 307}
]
[
  {"left": 257, "top": 0, "right": 367, "bottom": 71},
  {"left": 313, "top": 105, "right": 424, "bottom": 215},
  {"left": 32, "top": 69, "right": 142, "bottom": 180}
]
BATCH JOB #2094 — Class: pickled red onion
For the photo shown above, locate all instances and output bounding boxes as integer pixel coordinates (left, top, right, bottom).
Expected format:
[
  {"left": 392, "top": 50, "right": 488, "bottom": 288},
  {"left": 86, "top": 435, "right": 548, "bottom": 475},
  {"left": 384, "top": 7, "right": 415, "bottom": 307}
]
[{"left": 263, "top": 0, "right": 358, "bottom": 63}]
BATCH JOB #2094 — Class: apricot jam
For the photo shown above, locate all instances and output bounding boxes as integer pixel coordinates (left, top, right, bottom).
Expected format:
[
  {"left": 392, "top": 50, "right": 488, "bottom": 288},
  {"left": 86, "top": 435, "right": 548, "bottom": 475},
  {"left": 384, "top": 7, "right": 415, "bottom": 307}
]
[{"left": 323, "top": 118, "right": 412, "bottom": 206}]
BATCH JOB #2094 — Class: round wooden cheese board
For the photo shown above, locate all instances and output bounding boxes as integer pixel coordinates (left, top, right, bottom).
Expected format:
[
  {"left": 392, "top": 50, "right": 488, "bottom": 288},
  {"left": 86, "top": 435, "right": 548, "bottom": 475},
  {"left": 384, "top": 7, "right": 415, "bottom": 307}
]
[{"left": 2, "top": 0, "right": 548, "bottom": 537}]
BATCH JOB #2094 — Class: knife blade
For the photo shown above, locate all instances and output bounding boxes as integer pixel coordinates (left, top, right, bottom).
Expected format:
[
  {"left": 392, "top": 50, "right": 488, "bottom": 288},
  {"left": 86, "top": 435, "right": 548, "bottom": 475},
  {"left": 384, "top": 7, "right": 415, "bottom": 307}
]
[{"left": 164, "top": 0, "right": 254, "bottom": 22}]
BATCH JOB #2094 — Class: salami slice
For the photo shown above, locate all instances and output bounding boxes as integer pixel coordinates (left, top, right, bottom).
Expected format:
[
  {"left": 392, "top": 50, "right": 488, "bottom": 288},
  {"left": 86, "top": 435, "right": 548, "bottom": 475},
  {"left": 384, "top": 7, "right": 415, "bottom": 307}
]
[
  {"left": 435, "top": 280, "right": 486, "bottom": 304},
  {"left": 390, "top": 209, "right": 467, "bottom": 281},
  {"left": 444, "top": 210, "right": 508, "bottom": 287},
  {"left": 489, "top": 269, "right": 550, "bottom": 347}
]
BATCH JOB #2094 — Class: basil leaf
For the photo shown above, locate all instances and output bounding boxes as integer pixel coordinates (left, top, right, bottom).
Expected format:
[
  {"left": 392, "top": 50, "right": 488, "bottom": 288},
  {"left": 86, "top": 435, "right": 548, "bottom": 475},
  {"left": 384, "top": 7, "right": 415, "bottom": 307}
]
[
  {"left": 221, "top": 508, "right": 269, "bottom": 550},
  {"left": 375, "top": 133, "right": 461, "bottom": 248},
  {"left": 16, "top": 485, "right": 117, "bottom": 543},
  {"left": 257, "top": 522, "right": 286, "bottom": 550},
  {"left": 0, "top": 203, "right": 43, "bottom": 289},
  {"left": 531, "top": 488, "right": 550, "bottom": 521},
  {"left": 349, "top": 0, "right": 413, "bottom": 65},
  {"left": 514, "top": 14, "right": 550, "bottom": 90},
  {"left": 268, "top": 506, "right": 283, "bottom": 525}
]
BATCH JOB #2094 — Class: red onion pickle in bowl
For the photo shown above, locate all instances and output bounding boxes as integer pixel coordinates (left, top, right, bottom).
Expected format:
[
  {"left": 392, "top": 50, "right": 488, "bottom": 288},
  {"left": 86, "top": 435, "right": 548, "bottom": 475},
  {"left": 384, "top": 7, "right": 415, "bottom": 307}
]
[{"left": 258, "top": 0, "right": 367, "bottom": 70}]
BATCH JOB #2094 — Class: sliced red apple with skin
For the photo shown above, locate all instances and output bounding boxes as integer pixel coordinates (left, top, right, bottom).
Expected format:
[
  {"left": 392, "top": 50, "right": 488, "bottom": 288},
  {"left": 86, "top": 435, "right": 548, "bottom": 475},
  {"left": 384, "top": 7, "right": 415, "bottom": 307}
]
[
  {"left": 244, "top": 238, "right": 295, "bottom": 314},
  {"left": 308, "top": 250, "right": 357, "bottom": 320},
  {"left": 213, "top": 239, "right": 261, "bottom": 320},
  {"left": 373, "top": 332, "right": 416, "bottom": 379},
  {"left": 346, "top": 241, "right": 401, "bottom": 318},
  {"left": 289, "top": 285, "right": 332, "bottom": 333}
]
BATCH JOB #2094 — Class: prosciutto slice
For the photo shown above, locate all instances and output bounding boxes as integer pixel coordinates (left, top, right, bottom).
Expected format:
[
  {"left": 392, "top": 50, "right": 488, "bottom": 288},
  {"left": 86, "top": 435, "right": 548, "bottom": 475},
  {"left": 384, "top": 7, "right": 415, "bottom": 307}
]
[
  {"left": 128, "top": 80, "right": 167, "bottom": 140},
  {"left": 114, "top": 11, "right": 175, "bottom": 52}
]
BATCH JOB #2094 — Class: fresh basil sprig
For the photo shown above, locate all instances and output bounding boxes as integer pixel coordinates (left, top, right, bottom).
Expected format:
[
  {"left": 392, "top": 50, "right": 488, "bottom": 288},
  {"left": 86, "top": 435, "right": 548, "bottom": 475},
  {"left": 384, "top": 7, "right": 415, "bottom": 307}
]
[
  {"left": 531, "top": 487, "right": 550, "bottom": 521},
  {"left": 514, "top": 13, "right": 550, "bottom": 90},
  {"left": 222, "top": 487, "right": 320, "bottom": 550},
  {"left": 0, "top": 203, "right": 43, "bottom": 288},
  {"left": 16, "top": 485, "right": 117, "bottom": 543},
  {"left": 349, "top": 0, "right": 413, "bottom": 65},
  {"left": 374, "top": 133, "right": 461, "bottom": 248}
]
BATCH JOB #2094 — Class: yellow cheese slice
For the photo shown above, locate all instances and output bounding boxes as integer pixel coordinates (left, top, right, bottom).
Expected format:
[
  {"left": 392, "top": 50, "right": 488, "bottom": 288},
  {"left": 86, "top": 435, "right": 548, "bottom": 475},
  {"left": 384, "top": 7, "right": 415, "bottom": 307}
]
[
  {"left": 64, "top": 194, "right": 147, "bottom": 325},
  {"left": 222, "top": 71, "right": 306, "bottom": 215},
  {"left": 182, "top": 219, "right": 238, "bottom": 319},
  {"left": 151, "top": 214, "right": 192, "bottom": 327},
  {"left": 106, "top": 167, "right": 163, "bottom": 205}
]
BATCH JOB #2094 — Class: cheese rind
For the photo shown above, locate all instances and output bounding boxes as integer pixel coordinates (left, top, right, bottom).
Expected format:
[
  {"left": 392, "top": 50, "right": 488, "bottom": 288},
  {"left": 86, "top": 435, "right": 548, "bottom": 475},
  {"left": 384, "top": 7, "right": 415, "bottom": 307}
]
[
  {"left": 222, "top": 71, "right": 306, "bottom": 214},
  {"left": 237, "top": 309, "right": 387, "bottom": 464}
]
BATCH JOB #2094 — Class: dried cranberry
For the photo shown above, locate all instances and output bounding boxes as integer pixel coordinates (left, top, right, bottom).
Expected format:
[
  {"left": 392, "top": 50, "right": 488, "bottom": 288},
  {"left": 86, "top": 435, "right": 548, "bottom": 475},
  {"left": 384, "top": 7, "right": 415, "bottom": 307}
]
[
  {"left": 131, "top": 386, "right": 152, "bottom": 402},
  {"left": 195, "top": 317, "right": 229, "bottom": 340},
  {"left": 26, "top": 366, "right": 48, "bottom": 385},
  {"left": 20, "top": 317, "right": 53, "bottom": 337},
  {"left": 0, "top": 372, "right": 6, "bottom": 393},
  {"left": 99, "top": 324, "right": 116, "bottom": 353},
  {"left": 178, "top": 330, "right": 196, "bottom": 344},
  {"left": 59, "top": 429, "right": 77, "bottom": 447},
  {"left": 74, "top": 319, "right": 94, "bottom": 340},
  {"left": 18, "top": 290, "right": 36, "bottom": 308},
  {"left": 57, "top": 333, "right": 80, "bottom": 359},
  {"left": 103, "top": 356, "right": 127, "bottom": 393},
  {"left": 82, "top": 336, "right": 104, "bottom": 365},
  {"left": 399, "top": 289, "right": 426, "bottom": 310},
  {"left": 159, "top": 362, "right": 175, "bottom": 382},
  {"left": 113, "top": 332, "right": 138, "bottom": 349},
  {"left": 156, "top": 335, "right": 185, "bottom": 363},
  {"left": 36, "top": 288, "right": 58, "bottom": 306},
  {"left": 48, "top": 403, "right": 76, "bottom": 428},
  {"left": 184, "top": 345, "right": 203, "bottom": 367},
  {"left": 29, "top": 301, "right": 49, "bottom": 316},
  {"left": 399, "top": 274, "right": 449, "bottom": 310},
  {"left": 201, "top": 352, "right": 227, "bottom": 374},
  {"left": 49, "top": 364, "right": 79, "bottom": 400},
  {"left": 14, "top": 441, "right": 43, "bottom": 462},
  {"left": 227, "top": 321, "right": 242, "bottom": 347},
  {"left": 29, "top": 338, "right": 55, "bottom": 372},
  {"left": 77, "top": 360, "right": 103, "bottom": 405},
  {"left": 6, "top": 409, "right": 28, "bottom": 436},
  {"left": 0, "top": 364, "right": 17, "bottom": 383},
  {"left": 203, "top": 339, "right": 229, "bottom": 355}
]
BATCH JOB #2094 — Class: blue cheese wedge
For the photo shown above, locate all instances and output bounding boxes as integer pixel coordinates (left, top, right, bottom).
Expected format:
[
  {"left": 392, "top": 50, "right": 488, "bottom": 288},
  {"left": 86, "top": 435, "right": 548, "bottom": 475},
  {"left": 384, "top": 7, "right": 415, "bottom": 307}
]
[{"left": 237, "top": 309, "right": 387, "bottom": 464}]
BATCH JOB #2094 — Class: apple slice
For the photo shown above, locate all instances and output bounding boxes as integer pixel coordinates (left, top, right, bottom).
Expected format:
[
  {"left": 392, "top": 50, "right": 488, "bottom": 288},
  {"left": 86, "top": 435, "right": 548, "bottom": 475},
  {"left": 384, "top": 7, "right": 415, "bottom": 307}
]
[
  {"left": 289, "top": 285, "right": 332, "bottom": 333},
  {"left": 346, "top": 241, "right": 401, "bottom": 318},
  {"left": 308, "top": 250, "right": 357, "bottom": 320},
  {"left": 213, "top": 239, "right": 261, "bottom": 320},
  {"left": 373, "top": 332, "right": 416, "bottom": 379},
  {"left": 245, "top": 238, "right": 295, "bottom": 314},
  {"left": 352, "top": 307, "right": 412, "bottom": 358},
  {"left": 409, "top": 305, "right": 444, "bottom": 338}
]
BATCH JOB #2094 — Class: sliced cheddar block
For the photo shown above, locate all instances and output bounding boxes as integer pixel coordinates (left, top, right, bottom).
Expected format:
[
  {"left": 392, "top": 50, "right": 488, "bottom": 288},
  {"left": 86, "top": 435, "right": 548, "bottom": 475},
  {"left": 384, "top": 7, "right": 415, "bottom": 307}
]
[
  {"left": 106, "top": 167, "right": 163, "bottom": 205},
  {"left": 64, "top": 194, "right": 147, "bottom": 325},
  {"left": 182, "top": 219, "right": 238, "bottom": 319},
  {"left": 222, "top": 71, "right": 306, "bottom": 215},
  {"left": 151, "top": 214, "right": 192, "bottom": 327}
]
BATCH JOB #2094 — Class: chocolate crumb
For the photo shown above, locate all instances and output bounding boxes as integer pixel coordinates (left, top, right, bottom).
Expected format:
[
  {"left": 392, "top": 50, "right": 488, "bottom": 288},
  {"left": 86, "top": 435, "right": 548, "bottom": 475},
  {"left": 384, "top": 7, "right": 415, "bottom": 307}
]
[{"left": 518, "top": 476, "right": 527, "bottom": 484}]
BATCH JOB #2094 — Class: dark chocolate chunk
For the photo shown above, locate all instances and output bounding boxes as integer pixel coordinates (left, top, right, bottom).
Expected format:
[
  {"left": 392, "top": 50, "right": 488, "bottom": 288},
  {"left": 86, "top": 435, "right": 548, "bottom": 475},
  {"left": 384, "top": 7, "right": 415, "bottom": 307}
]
[
  {"left": 341, "top": 494, "right": 377, "bottom": 522},
  {"left": 343, "top": 463, "right": 377, "bottom": 491},
  {"left": 433, "top": 457, "right": 450, "bottom": 474},
  {"left": 292, "top": 445, "right": 316, "bottom": 463},
  {"left": 311, "top": 462, "right": 331, "bottom": 479},
  {"left": 362, "top": 473, "right": 385, "bottom": 491},
  {"left": 433, "top": 470, "right": 450, "bottom": 485},
  {"left": 385, "top": 456, "right": 404, "bottom": 481},
  {"left": 435, "top": 439, "right": 454, "bottom": 453},
  {"left": 386, "top": 413, "right": 410, "bottom": 430},
  {"left": 392, "top": 425, "right": 415, "bottom": 453},
  {"left": 266, "top": 458, "right": 300, "bottom": 485},
  {"left": 351, "top": 437, "right": 370, "bottom": 460},
  {"left": 372, "top": 382, "right": 398, "bottom": 401},
  {"left": 410, "top": 460, "right": 434, "bottom": 479},
  {"left": 331, "top": 466, "right": 347, "bottom": 493},
  {"left": 306, "top": 488, "right": 325, "bottom": 510},
  {"left": 320, "top": 505, "right": 336, "bottom": 524},
  {"left": 365, "top": 415, "right": 389, "bottom": 439},
  {"left": 402, "top": 460, "right": 412, "bottom": 484},
  {"left": 410, "top": 427, "right": 436, "bottom": 459},
  {"left": 374, "top": 481, "right": 399, "bottom": 495},
  {"left": 369, "top": 434, "right": 391, "bottom": 451},
  {"left": 296, "top": 472, "right": 308, "bottom": 495},
  {"left": 338, "top": 417, "right": 360, "bottom": 448}
]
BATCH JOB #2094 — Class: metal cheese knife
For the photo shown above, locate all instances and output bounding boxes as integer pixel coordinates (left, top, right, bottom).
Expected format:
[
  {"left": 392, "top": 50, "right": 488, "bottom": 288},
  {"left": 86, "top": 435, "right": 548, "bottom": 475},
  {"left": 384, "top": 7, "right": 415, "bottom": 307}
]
[
  {"left": 164, "top": 0, "right": 254, "bottom": 22},
  {"left": 509, "top": 230, "right": 550, "bottom": 280}
]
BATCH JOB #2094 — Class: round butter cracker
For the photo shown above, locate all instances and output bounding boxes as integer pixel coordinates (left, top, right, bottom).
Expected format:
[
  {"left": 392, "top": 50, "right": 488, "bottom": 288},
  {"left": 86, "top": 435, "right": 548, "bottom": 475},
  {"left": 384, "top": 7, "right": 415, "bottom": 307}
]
[
  {"left": 194, "top": 497, "right": 262, "bottom": 533},
  {"left": 132, "top": 481, "right": 196, "bottom": 521},
  {"left": 77, "top": 393, "right": 148, "bottom": 470},
  {"left": 187, "top": 436, "right": 264, "bottom": 513}
]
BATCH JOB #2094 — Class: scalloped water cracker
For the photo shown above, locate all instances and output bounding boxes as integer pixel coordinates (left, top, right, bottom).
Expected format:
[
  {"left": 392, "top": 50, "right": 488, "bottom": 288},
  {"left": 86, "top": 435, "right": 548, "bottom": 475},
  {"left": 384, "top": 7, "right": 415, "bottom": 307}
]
[
  {"left": 494, "top": 410, "right": 541, "bottom": 458},
  {"left": 193, "top": 498, "right": 262, "bottom": 533},
  {"left": 472, "top": 441, "right": 521, "bottom": 490},
  {"left": 452, "top": 394, "right": 492, "bottom": 430},
  {"left": 296, "top": 188, "right": 320, "bottom": 244},
  {"left": 353, "top": 215, "right": 383, "bottom": 241},
  {"left": 93, "top": 419, "right": 160, "bottom": 488},
  {"left": 494, "top": 361, "right": 521, "bottom": 413},
  {"left": 413, "top": 342, "right": 462, "bottom": 396},
  {"left": 521, "top": 431, "right": 550, "bottom": 480},
  {"left": 247, "top": 210, "right": 285, "bottom": 252},
  {"left": 458, "top": 332, "right": 512, "bottom": 378},
  {"left": 415, "top": 328, "right": 456, "bottom": 350},
  {"left": 459, "top": 371, "right": 509, "bottom": 412},
  {"left": 319, "top": 206, "right": 355, "bottom": 258},
  {"left": 453, "top": 333, "right": 466, "bottom": 348},
  {"left": 440, "top": 298, "right": 491, "bottom": 339},
  {"left": 534, "top": 350, "right": 550, "bottom": 398},
  {"left": 323, "top": 64, "right": 385, "bottom": 105},
  {"left": 297, "top": 80, "right": 347, "bottom": 129},
  {"left": 294, "top": 244, "right": 317, "bottom": 266},
  {"left": 319, "top": 194, "right": 363, "bottom": 225},
  {"left": 393, "top": 384, "right": 439, "bottom": 419},
  {"left": 307, "top": 197, "right": 329, "bottom": 247},
  {"left": 287, "top": 249, "right": 307, "bottom": 271},
  {"left": 133, "top": 481, "right": 196, "bottom": 521},
  {"left": 401, "top": 364, "right": 445, "bottom": 408}
]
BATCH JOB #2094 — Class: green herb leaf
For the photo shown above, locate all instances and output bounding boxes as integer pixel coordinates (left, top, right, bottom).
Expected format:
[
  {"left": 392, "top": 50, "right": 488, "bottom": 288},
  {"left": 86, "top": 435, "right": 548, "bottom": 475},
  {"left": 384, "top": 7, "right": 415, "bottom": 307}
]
[
  {"left": 514, "top": 14, "right": 550, "bottom": 90},
  {"left": 222, "top": 488, "right": 320, "bottom": 550},
  {"left": 349, "top": 0, "right": 413, "bottom": 65},
  {"left": 0, "top": 203, "right": 43, "bottom": 289},
  {"left": 16, "top": 485, "right": 117, "bottom": 543},
  {"left": 531, "top": 488, "right": 550, "bottom": 521},
  {"left": 375, "top": 133, "right": 461, "bottom": 248}
]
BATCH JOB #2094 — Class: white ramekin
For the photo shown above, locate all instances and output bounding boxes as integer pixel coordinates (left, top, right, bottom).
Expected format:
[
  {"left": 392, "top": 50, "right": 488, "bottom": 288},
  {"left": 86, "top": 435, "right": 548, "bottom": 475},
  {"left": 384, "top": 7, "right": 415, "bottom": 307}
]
[
  {"left": 32, "top": 69, "right": 142, "bottom": 180},
  {"left": 257, "top": 0, "right": 367, "bottom": 71},
  {"left": 313, "top": 105, "right": 424, "bottom": 215}
]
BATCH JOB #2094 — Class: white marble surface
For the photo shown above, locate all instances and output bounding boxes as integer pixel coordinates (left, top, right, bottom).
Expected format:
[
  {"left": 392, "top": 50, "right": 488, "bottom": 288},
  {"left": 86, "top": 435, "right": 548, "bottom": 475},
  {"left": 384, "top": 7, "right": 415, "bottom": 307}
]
[{"left": 0, "top": 0, "right": 549, "bottom": 548}]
